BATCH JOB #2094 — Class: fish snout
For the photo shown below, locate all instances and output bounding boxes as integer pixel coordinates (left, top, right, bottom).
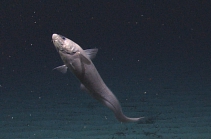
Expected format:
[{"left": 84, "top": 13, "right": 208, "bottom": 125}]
[{"left": 52, "top": 33, "right": 59, "bottom": 40}]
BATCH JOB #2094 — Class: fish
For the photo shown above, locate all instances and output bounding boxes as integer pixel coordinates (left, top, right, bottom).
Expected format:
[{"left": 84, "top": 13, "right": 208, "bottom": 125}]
[{"left": 52, "top": 33, "right": 144, "bottom": 122}]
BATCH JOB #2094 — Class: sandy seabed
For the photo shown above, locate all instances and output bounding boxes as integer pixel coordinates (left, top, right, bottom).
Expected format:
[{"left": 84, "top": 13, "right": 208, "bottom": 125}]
[{"left": 1, "top": 88, "right": 211, "bottom": 139}]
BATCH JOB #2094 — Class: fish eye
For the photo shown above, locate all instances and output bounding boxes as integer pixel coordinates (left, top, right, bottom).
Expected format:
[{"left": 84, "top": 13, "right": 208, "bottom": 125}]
[
  {"left": 59, "top": 35, "right": 66, "bottom": 40},
  {"left": 62, "top": 36, "right": 66, "bottom": 40}
]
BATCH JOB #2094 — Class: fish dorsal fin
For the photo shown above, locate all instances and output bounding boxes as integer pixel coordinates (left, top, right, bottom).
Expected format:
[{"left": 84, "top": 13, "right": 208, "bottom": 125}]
[{"left": 84, "top": 48, "right": 98, "bottom": 60}]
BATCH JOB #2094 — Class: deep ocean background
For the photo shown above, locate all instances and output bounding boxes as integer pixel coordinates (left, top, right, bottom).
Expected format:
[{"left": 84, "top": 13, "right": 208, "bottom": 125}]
[
  {"left": 1, "top": 0, "right": 210, "bottom": 97},
  {"left": 0, "top": 1, "right": 211, "bottom": 138}
]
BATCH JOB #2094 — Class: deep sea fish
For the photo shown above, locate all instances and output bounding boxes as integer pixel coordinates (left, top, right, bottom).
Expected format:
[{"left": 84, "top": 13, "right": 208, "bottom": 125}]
[{"left": 52, "top": 33, "right": 144, "bottom": 122}]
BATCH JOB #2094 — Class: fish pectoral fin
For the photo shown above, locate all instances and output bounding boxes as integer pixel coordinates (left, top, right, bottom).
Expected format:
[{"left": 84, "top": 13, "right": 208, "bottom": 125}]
[
  {"left": 84, "top": 48, "right": 98, "bottom": 60},
  {"left": 80, "top": 53, "right": 91, "bottom": 65},
  {"left": 80, "top": 84, "right": 89, "bottom": 93},
  {"left": 53, "top": 65, "right": 68, "bottom": 74}
]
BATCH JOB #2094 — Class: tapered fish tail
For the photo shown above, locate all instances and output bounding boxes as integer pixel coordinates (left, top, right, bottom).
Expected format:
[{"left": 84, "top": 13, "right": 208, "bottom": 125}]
[
  {"left": 102, "top": 90, "right": 143, "bottom": 123},
  {"left": 116, "top": 114, "right": 144, "bottom": 123}
]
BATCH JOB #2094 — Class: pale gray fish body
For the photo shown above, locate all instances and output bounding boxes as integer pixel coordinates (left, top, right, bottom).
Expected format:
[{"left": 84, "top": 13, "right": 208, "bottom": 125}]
[{"left": 52, "top": 33, "right": 144, "bottom": 122}]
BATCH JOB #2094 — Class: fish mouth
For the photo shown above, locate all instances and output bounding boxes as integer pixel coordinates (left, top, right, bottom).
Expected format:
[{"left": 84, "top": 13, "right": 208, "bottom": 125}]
[
  {"left": 52, "top": 34, "right": 64, "bottom": 51},
  {"left": 52, "top": 34, "right": 59, "bottom": 44},
  {"left": 52, "top": 33, "right": 59, "bottom": 40},
  {"left": 52, "top": 34, "right": 66, "bottom": 41}
]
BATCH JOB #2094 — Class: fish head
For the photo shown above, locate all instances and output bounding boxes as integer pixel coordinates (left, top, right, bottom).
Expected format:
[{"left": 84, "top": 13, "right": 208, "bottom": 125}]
[
  {"left": 52, "top": 34, "right": 79, "bottom": 54},
  {"left": 52, "top": 33, "right": 92, "bottom": 66}
]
